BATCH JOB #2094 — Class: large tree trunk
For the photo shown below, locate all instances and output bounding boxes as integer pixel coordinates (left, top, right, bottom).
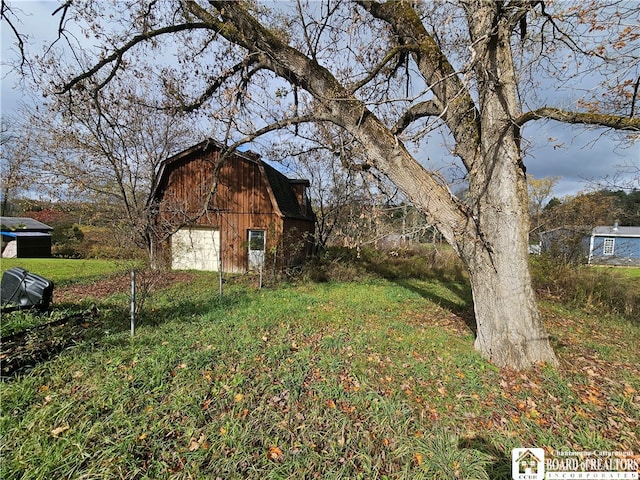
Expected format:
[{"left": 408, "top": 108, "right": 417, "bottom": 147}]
[
  {"left": 468, "top": 252, "right": 558, "bottom": 369},
  {"left": 462, "top": 183, "right": 559, "bottom": 368},
  {"left": 453, "top": 2, "right": 557, "bottom": 368}
]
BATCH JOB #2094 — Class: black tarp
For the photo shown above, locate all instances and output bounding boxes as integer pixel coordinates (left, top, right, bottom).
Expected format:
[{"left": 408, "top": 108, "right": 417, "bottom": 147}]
[{"left": 0, "top": 267, "right": 54, "bottom": 311}]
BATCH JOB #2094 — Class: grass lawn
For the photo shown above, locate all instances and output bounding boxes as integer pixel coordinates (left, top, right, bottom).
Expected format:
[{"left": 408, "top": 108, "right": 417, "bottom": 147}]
[
  {"left": 1, "top": 260, "right": 639, "bottom": 479},
  {"left": 1, "top": 258, "right": 137, "bottom": 336},
  {"left": 593, "top": 265, "right": 640, "bottom": 279},
  {"left": 0, "top": 258, "right": 135, "bottom": 286}
]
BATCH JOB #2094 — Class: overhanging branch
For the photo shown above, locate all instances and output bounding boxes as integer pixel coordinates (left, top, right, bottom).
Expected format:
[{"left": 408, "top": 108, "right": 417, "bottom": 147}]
[
  {"left": 59, "top": 22, "right": 213, "bottom": 94},
  {"left": 515, "top": 108, "right": 640, "bottom": 131},
  {"left": 175, "top": 57, "right": 259, "bottom": 113},
  {"left": 228, "top": 113, "right": 341, "bottom": 153},
  {"left": 1, "top": 0, "right": 27, "bottom": 71},
  {"left": 392, "top": 100, "right": 442, "bottom": 135},
  {"left": 347, "top": 44, "right": 420, "bottom": 94}
]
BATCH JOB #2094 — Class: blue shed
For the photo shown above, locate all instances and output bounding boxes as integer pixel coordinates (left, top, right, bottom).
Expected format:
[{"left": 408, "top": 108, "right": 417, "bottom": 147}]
[{"left": 588, "top": 224, "right": 640, "bottom": 266}]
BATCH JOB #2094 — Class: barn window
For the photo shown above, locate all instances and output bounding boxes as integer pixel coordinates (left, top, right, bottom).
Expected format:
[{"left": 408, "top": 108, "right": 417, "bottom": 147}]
[
  {"left": 603, "top": 238, "right": 615, "bottom": 255},
  {"left": 248, "top": 230, "right": 266, "bottom": 271}
]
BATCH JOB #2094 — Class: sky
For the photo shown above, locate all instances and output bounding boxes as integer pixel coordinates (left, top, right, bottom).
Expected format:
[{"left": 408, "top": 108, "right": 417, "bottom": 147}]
[{"left": 2, "top": 1, "right": 638, "bottom": 200}]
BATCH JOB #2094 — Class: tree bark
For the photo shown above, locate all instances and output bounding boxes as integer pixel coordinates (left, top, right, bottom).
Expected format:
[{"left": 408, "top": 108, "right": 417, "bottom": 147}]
[
  {"left": 461, "top": 140, "right": 559, "bottom": 368},
  {"left": 467, "top": 250, "right": 558, "bottom": 369},
  {"left": 458, "top": 1, "right": 558, "bottom": 368}
]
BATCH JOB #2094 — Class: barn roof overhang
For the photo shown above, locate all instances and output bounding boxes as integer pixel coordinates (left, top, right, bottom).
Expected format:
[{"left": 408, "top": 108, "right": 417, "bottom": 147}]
[
  {"left": 150, "top": 138, "right": 314, "bottom": 223},
  {"left": 1, "top": 231, "right": 51, "bottom": 238},
  {"left": 0, "top": 217, "right": 53, "bottom": 231},
  {"left": 149, "top": 138, "right": 261, "bottom": 206}
]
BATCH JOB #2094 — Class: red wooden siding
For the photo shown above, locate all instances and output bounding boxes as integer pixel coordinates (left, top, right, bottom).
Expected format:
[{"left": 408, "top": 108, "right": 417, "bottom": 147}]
[{"left": 152, "top": 142, "right": 314, "bottom": 272}]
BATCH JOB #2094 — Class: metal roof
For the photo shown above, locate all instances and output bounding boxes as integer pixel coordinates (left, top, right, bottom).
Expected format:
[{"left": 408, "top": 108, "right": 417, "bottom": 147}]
[
  {"left": 592, "top": 225, "right": 640, "bottom": 237},
  {"left": 261, "top": 161, "right": 314, "bottom": 221},
  {"left": 0, "top": 217, "right": 53, "bottom": 231},
  {"left": 1, "top": 231, "right": 52, "bottom": 238}
]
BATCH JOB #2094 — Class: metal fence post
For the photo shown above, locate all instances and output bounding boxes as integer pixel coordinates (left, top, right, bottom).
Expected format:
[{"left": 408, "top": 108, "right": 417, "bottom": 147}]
[{"left": 130, "top": 269, "right": 136, "bottom": 336}]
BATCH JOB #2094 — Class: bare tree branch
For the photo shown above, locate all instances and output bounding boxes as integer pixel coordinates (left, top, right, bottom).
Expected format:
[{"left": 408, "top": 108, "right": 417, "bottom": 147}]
[
  {"left": 356, "top": 0, "right": 480, "bottom": 173},
  {"left": 1, "top": 0, "right": 27, "bottom": 71},
  {"left": 392, "top": 99, "right": 442, "bottom": 135},
  {"left": 52, "top": 1, "right": 72, "bottom": 39},
  {"left": 60, "top": 22, "right": 214, "bottom": 93},
  {"left": 173, "top": 57, "right": 260, "bottom": 113},
  {"left": 516, "top": 107, "right": 640, "bottom": 130},
  {"left": 347, "top": 44, "right": 420, "bottom": 94}
]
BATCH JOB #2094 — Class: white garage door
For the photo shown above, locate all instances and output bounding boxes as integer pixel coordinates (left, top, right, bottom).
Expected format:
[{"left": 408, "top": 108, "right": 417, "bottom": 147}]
[{"left": 172, "top": 228, "right": 220, "bottom": 271}]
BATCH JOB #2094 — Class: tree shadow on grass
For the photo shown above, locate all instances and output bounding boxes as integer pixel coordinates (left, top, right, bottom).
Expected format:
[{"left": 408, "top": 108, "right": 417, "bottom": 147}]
[
  {"left": 395, "top": 278, "right": 477, "bottom": 335},
  {"left": 45, "top": 288, "right": 253, "bottom": 354},
  {"left": 459, "top": 436, "right": 512, "bottom": 480},
  {"left": 356, "top": 253, "right": 478, "bottom": 335}
]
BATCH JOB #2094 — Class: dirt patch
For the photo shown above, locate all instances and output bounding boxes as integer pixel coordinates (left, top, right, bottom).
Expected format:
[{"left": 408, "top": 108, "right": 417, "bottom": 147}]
[{"left": 54, "top": 271, "right": 198, "bottom": 304}]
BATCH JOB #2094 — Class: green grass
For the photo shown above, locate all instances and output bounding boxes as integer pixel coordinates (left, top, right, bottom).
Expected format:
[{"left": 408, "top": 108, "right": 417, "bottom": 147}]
[
  {"left": 1, "top": 258, "right": 136, "bottom": 336},
  {"left": 0, "top": 258, "right": 136, "bottom": 286},
  {"left": 593, "top": 266, "right": 640, "bottom": 279},
  {"left": 531, "top": 257, "right": 639, "bottom": 321},
  {"left": 1, "top": 258, "right": 639, "bottom": 479}
]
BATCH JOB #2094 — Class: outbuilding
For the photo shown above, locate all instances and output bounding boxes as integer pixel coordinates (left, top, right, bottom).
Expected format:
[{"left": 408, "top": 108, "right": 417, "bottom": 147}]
[
  {"left": 150, "top": 139, "right": 315, "bottom": 273},
  {"left": 588, "top": 224, "right": 640, "bottom": 266},
  {"left": 0, "top": 217, "right": 54, "bottom": 258}
]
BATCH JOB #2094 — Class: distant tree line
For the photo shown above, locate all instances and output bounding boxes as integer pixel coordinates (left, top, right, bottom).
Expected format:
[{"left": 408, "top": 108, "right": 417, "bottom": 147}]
[{"left": 543, "top": 189, "right": 640, "bottom": 233}]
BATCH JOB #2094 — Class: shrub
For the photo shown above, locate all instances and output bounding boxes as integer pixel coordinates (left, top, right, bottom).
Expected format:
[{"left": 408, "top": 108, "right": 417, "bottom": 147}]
[
  {"left": 77, "top": 226, "right": 146, "bottom": 260},
  {"left": 531, "top": 255, "right": 639, "bottom": 322},
  {"left": 301, "top": 244, "right": 466, "bottom": 283}
]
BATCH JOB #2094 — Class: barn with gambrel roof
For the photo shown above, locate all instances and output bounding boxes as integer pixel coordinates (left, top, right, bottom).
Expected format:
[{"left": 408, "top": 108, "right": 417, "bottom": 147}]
[{"left": 149, "top": 139, "right": 315, "bottom": 273}]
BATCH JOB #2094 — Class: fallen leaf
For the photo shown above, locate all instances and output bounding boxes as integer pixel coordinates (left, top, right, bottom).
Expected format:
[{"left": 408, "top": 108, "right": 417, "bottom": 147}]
[
  {"left": 234, "top": 393, "right": 244, "bottom": 402},
  {"left": 267, "top": 445, "right": 283, "bottom": 461},
  {"left": 188, "top": 434, "right": 207, "bottom": 451},
  {"left": 51, "top": 425, "right": 70, "bottom": 437},
  {"left": 339, "top": 402, "right": 355, "bottom": 413}
]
